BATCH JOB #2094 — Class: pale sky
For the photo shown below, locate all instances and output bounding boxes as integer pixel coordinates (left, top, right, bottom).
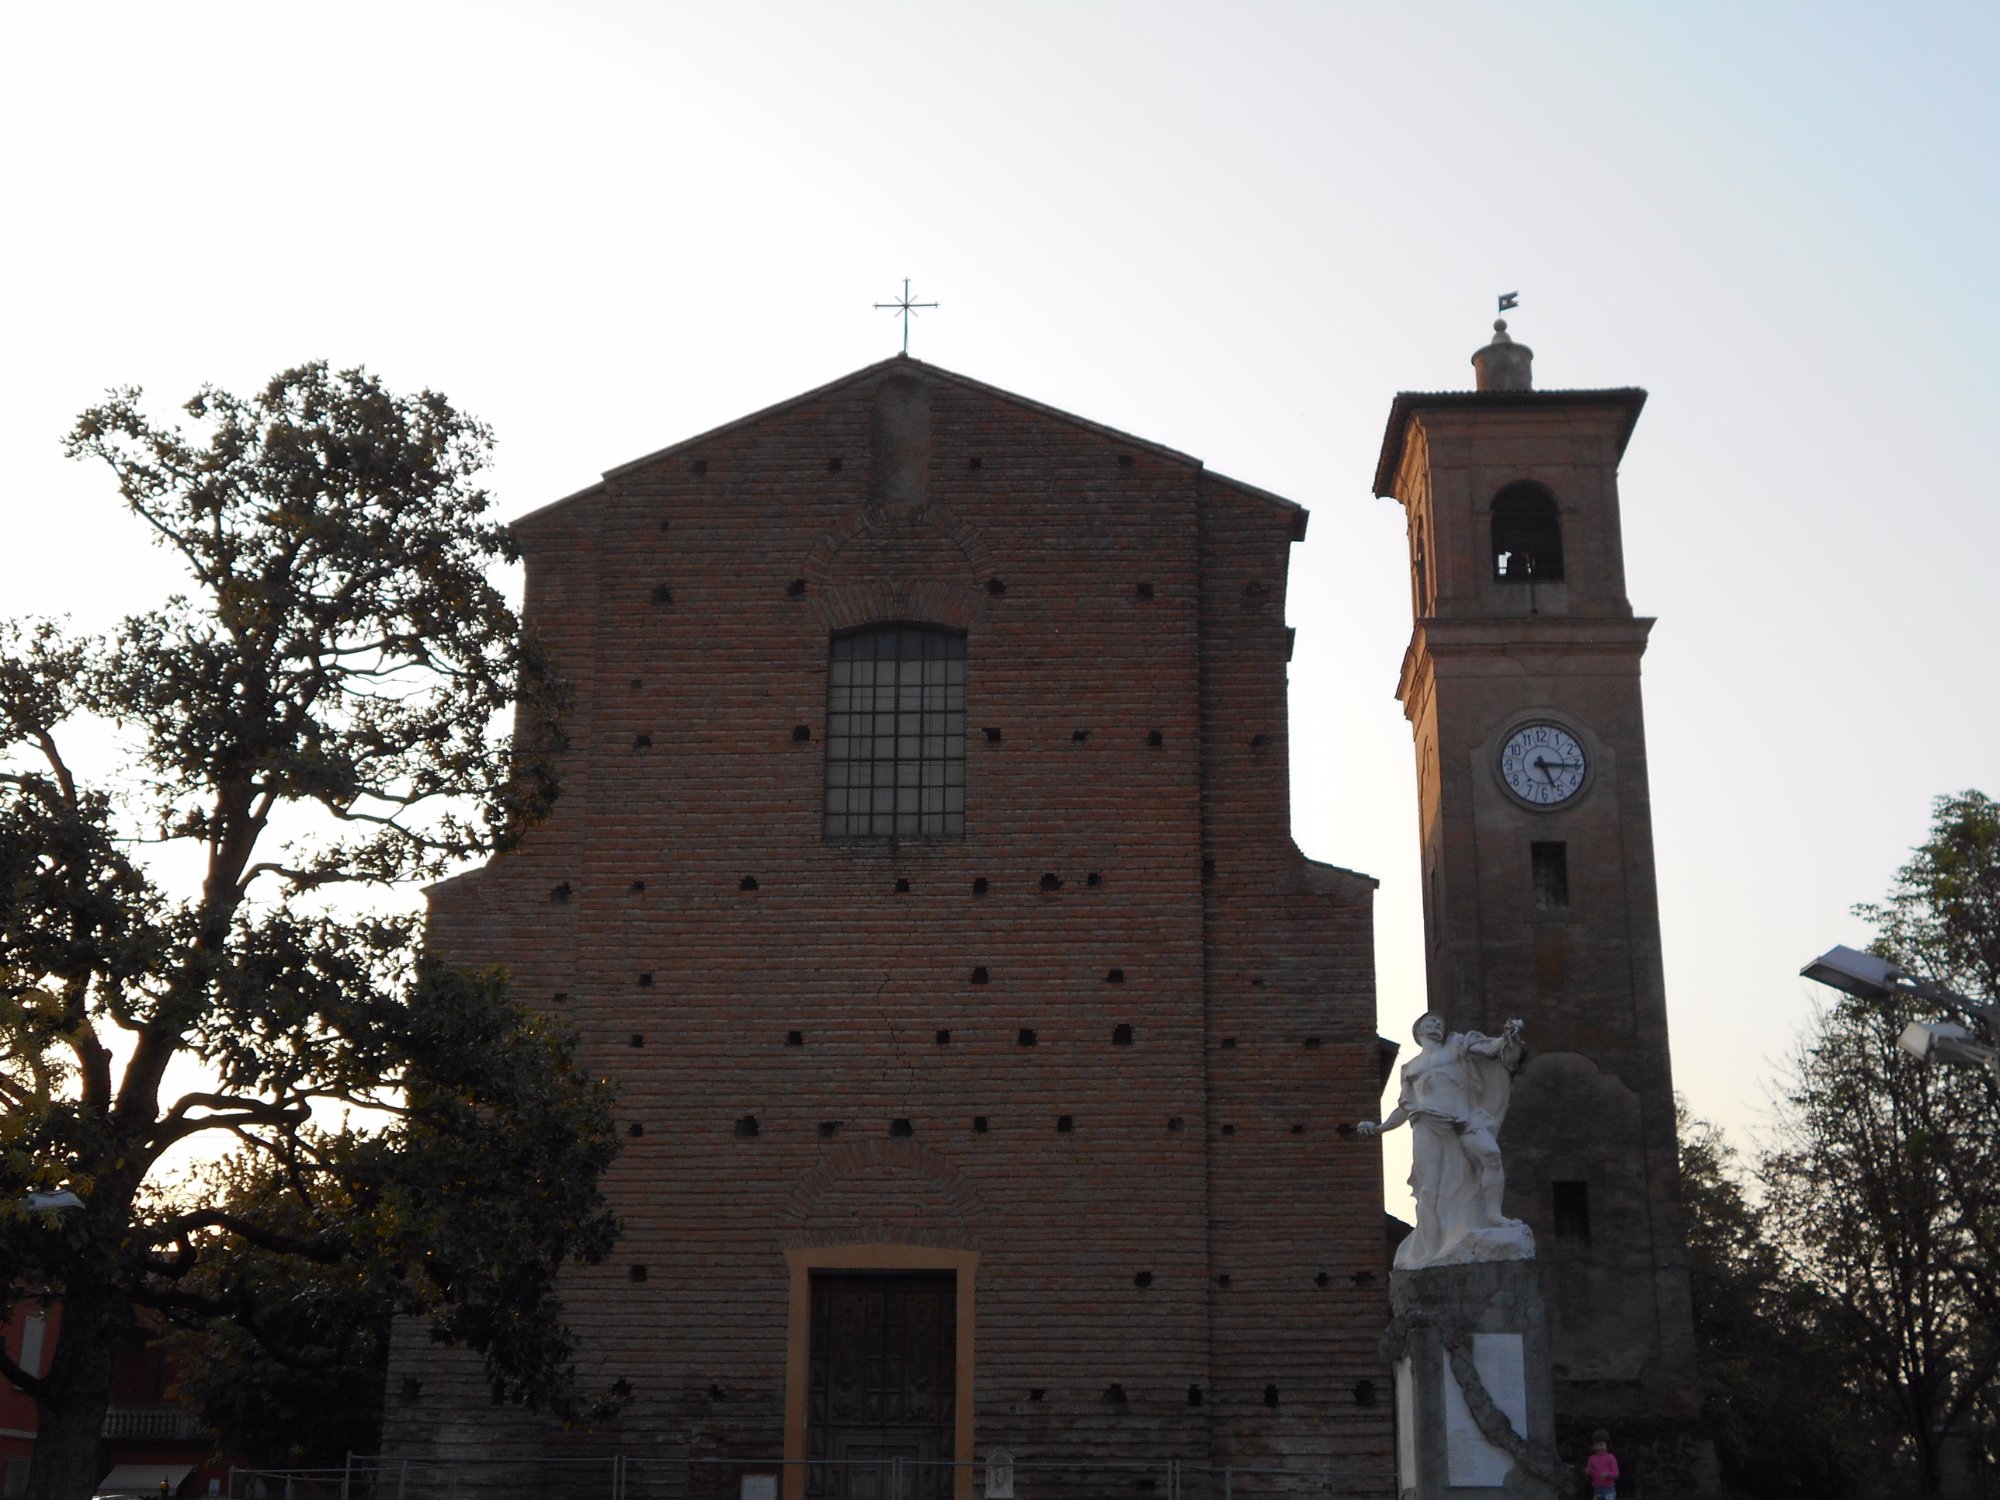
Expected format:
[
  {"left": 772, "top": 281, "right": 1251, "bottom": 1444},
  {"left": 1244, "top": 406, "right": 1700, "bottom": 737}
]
[{"left": 4, "top": 1, "right": 1995, "bottom": 1213}]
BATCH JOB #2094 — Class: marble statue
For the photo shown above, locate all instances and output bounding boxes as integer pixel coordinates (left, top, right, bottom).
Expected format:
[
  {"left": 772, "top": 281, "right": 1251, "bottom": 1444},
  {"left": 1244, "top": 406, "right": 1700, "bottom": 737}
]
[{"left": 1359, "top": 1013, "right": 1535, "bottom": 1271}]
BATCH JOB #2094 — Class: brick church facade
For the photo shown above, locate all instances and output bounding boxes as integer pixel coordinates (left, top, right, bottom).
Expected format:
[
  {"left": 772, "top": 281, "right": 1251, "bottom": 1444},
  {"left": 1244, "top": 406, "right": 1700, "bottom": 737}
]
[{"left": 384, "top": 358, "right": 1399, "bottom": 1497}]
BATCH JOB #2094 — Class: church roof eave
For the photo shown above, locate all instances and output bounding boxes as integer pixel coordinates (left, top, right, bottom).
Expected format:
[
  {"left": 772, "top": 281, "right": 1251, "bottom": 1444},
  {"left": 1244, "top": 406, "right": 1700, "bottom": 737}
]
[
  {"left": 1201, "top": 469, "right": 1310, "bottom": 539},
  {"left": 1295, "top": 845, "right": 1380, "bottom": 892}
]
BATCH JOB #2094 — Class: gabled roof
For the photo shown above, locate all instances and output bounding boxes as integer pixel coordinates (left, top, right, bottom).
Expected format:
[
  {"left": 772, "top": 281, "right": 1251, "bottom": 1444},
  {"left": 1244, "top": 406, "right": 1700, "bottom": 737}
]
[
  {"left": 514, "top": 354, "right": 1303, "bottom": 529},
  {"left": 1371, "top": 387, "right": 1647, "bottom": 500}
]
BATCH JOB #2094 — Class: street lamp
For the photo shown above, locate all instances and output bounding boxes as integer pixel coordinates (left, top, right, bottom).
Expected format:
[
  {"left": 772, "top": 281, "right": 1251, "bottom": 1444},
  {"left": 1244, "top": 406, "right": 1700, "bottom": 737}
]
[
  {"left": 1801, "top": 945, "right": 2000, "bottom": 1089},
  {"left": 1800, "top": 945, "right": 1901, "bottom": 1000},
  {"left": 21, "top": 1189, "right": 85, "bottom": 1213},
  {"left": 1898, "top": 1019, "right": 1988, "bottom": 1067}
]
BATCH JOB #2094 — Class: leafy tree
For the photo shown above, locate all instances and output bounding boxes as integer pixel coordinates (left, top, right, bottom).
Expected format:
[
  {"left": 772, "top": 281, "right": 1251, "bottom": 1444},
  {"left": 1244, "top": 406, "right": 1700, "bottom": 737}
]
[
  {"left": 1857, "top": 791, "right": 2000, "bottom": 1010},
  {"left": 1855, "top": 790, "right": 2000, "bottom": 1147},
  {"left": 1677, "top": 1100, "right": 1875, "bottom": 1498},
  {"left": 1761, "top": 999, "right": 1997, "bottom": 1496},
  {"left": 159, "top": 1158, "right": 393, "bottom": 1466},
  {"left": 0, "top": 365, "right": 617, "bottom": 1500},
  {"left": 1761, "top": 791, "right": 2000, "bottom": 1497}
]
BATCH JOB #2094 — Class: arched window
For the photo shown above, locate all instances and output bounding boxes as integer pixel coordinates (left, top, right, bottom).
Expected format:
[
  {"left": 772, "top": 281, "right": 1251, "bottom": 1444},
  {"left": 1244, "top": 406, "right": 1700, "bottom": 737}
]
[
  {"left": 825, "top": 624, "right": 966, "bottom": 839},
  {"left": 1490, "top": 484, "right": 1564, "bottom": 582}
]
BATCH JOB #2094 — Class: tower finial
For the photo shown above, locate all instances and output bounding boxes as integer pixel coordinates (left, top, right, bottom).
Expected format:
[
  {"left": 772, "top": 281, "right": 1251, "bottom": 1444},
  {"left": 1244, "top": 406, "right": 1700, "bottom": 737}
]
[{"left": 1472, "top": 306, "right": 1534, "bottom": 392}]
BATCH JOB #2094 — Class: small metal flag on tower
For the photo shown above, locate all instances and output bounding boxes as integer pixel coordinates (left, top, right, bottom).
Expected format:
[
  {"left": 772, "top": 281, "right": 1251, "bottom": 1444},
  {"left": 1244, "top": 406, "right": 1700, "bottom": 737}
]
[
  {"left": 875, "top": 279, "right": 938, "bottom": 354},
  {"left": 1498, "top": 291, "right": 1520, "bottom": 313}
]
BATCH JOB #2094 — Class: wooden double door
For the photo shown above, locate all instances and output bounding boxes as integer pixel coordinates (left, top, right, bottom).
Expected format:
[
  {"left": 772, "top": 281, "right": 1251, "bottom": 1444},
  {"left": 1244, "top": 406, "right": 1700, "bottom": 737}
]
[{"left": 806, "top": 1273, "right": 956, "bottom": 1500}]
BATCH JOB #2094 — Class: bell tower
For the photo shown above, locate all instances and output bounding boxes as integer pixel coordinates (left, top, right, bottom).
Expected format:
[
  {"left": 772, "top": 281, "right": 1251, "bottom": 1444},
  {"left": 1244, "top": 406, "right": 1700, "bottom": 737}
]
[{"left": 1373, "top": 320, "right": 1710, "bottom": 1484}]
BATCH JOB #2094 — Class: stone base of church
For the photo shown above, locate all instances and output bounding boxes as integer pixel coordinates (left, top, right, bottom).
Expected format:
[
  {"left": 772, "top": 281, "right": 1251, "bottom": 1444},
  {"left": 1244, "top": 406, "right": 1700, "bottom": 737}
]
[{"left": 1384, "top": 1261, "right": 1560, "bottom": 1500}]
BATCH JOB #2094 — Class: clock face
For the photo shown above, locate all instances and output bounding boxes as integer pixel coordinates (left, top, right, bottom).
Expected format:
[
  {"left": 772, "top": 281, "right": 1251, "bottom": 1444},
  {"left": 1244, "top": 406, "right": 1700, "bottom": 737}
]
[{"left": 1498, "top": 722, "right": 1588, "bottom": 807}]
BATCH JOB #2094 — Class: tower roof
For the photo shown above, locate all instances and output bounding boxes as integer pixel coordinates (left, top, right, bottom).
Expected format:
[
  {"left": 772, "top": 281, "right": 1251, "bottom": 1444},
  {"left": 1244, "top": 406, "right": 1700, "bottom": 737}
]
[{"left": 1371, "top": 387, "right": 1647, "bottom": 500}]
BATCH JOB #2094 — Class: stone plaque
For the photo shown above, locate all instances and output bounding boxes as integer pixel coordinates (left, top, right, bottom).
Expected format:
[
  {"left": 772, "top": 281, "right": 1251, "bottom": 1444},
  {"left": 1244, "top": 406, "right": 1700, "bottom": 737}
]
[
  {"left": 984, "top": 1449, "right": 1015, "bottom": 1500},
  {"left": 740, "top": 1476, "right": 778, "bottom": 1500},
  {"left": 1394, "top": 1357, "right": 1417, "bottom": 1496},
  {"left": 1443, "top": 1332, "right": 1527, "bottom": 1487}
]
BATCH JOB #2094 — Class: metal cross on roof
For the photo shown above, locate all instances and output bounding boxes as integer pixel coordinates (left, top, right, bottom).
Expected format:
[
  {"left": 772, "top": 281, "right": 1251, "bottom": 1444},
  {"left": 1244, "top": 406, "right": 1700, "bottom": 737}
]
[{"left": 875, "top": 278, "right": 938, "bottom": 354}]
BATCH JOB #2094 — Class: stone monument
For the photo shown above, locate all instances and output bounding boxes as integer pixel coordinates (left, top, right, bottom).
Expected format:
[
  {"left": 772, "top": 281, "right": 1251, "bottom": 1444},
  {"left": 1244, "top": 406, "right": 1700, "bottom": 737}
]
[{"left": 1361, "top": 1016, "right": 1561, "bottom": 1499}]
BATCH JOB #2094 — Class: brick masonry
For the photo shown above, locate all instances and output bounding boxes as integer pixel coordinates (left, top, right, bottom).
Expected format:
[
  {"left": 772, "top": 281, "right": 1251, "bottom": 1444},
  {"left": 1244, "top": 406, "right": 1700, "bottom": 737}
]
[
  {"left": 382, "top": 357, "right": 1396, "bottom": 1495},
  {"left": 1376, "top": 387, "right": 1714, "bottom": 1494}
]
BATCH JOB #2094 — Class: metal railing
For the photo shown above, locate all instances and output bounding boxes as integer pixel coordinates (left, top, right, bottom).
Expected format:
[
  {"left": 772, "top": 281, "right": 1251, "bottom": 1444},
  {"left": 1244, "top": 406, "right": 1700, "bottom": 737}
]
[
  {"left": 224, "top": 1453, "right": 1390, "bottom": 1500},
  {"left": 101, "top": 1404, "right": 205, "bottom": 1441}
]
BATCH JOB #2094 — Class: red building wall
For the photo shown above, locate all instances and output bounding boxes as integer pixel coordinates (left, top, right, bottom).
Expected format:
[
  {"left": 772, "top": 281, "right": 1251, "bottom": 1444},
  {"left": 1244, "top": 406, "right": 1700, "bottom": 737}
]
[
  {"left": 3, "top": 1302, "right": 222, "bottom": 1499},
  {"left": 2, "top": 1303, "right": 59, "bottom": 1491}
]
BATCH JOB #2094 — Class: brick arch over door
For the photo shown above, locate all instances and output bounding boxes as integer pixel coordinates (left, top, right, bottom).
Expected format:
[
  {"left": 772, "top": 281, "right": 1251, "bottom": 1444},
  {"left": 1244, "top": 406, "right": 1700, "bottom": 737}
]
[{"left": 779, "top": 1138, "right": 985, "bottom": 1252}]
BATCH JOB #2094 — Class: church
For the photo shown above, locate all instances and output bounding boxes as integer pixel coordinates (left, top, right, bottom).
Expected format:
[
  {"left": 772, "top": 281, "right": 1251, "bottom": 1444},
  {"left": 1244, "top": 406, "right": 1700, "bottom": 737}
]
[{"left": 383, "top": 330, "right": 1706, "bottom": 1499}]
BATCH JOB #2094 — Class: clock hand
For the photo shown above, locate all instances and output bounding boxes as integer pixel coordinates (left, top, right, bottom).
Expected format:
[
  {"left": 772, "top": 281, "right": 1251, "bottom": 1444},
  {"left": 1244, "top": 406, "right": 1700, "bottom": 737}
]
[{"left": 1531, "top": 754, "right": 1582, "bottom": 783}]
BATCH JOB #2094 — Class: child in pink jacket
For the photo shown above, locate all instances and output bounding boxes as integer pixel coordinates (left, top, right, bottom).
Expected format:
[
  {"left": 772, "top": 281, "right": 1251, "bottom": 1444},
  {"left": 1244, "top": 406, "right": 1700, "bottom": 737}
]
[{"left": 1585, "top": 1430, "right": 1620, "bottom": 1500}]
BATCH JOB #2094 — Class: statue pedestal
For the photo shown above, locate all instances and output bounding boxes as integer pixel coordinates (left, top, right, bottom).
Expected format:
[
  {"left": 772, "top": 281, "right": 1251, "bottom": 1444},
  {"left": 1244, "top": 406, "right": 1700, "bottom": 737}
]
[{"left": 1385, "top": 1261, "right": 1559, "bottom": 1500}]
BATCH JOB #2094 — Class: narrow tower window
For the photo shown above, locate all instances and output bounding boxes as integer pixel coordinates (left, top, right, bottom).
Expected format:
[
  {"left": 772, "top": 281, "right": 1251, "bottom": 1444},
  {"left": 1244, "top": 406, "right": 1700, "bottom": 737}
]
[
  {"left": 1491, "top": 484, "right": 1565, "bottom": 581},
  {"left": 825, "top": 625, "right": 966, "bottom": 839},
  {"left": 1553, "top": 1180, "right": 1591, "bottom": 1242},
  {"left": 1531, "top": 841, "right": 1570, "bottom": 910},
  {"left": 1426, "top": 858, "right": 1440, "bottom": 954}
]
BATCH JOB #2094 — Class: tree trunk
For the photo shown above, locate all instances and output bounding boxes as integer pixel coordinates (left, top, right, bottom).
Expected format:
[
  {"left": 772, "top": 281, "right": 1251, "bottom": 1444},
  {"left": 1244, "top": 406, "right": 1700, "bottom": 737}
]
[{"left": 25, "top": 1289, "right": 125, "bottom": 1500}]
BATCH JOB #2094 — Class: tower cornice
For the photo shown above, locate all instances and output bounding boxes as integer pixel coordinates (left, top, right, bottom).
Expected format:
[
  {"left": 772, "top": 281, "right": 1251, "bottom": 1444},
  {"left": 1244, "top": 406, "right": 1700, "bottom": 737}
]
[
  {"left": 1396, "top": 615, "right": 1655, "bottom": 708},
  {"left": 1373, "top": 388, "right": 1647, "bottom": 500}
]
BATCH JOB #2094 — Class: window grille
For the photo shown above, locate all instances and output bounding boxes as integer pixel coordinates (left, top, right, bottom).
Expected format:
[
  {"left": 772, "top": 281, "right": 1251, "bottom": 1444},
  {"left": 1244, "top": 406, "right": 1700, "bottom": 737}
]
[{"left": 825, "top": 626, "right": 966, "bottom": 839}]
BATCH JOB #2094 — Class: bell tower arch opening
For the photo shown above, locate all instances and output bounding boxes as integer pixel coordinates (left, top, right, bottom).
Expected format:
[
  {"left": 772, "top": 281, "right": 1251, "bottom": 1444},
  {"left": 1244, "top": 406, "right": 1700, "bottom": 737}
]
[{"left": 1489, "top": 482, "right": 1564, "bottom": 582}]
